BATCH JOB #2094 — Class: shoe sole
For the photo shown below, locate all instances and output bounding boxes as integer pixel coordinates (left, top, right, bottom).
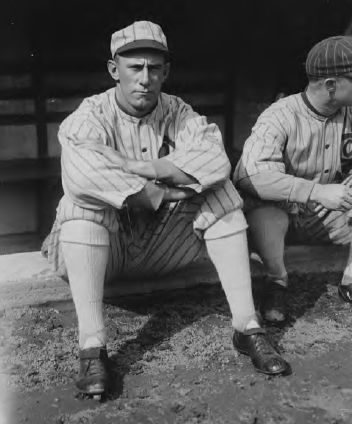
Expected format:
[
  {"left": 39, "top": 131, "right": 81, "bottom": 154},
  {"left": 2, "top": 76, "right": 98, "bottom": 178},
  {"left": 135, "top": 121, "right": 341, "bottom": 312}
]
[{"left": 76, "top": 383, "right": 105, "bottom": 395}]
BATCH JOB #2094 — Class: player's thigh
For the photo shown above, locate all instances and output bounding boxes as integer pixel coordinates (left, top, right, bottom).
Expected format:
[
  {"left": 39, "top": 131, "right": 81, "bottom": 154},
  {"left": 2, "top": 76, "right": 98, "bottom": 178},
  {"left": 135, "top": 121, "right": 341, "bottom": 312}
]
[{"left": 137, "top": 203, "right": 205, "bottom": 276}]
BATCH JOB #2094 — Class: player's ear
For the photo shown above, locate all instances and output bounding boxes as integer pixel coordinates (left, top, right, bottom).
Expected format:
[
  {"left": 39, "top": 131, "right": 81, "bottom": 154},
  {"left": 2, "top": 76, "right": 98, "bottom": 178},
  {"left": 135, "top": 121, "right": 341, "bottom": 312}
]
[
  {"left": 324, "top": 78, "right": 337, "bottom": 93},
  {"left": 162, "top": 62, "right": 170, "bottom": 82},
  {"left": 107, "top": 58, "right": 120, "bottom": 82}
]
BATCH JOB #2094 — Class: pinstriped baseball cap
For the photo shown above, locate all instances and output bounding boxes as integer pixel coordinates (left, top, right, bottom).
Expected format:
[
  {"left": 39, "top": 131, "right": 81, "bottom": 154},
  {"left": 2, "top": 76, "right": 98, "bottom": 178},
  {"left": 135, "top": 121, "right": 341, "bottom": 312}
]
[
  {"left": 110, "top": 21, "right": 168, "bottom": 58},
  {"left": 305, "top": 35, "right": 352, "bottom": 77}
]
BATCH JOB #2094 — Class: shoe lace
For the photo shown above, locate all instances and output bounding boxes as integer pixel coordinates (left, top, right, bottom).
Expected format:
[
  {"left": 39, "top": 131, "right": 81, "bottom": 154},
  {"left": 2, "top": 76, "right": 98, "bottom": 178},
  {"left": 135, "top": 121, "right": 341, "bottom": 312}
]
[
  {"left": 253, "top": 334, "right": 276, "bottom": 356},
  {"left": 85, "top": 357, "right": 107, "bottom": 377}
]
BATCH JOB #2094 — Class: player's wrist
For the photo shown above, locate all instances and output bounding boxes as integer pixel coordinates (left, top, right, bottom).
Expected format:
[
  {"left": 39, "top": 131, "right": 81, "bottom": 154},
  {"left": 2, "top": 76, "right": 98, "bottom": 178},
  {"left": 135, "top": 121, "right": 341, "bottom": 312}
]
[{"left": 309, "top": 184, "right": 322, "bottom": 203}]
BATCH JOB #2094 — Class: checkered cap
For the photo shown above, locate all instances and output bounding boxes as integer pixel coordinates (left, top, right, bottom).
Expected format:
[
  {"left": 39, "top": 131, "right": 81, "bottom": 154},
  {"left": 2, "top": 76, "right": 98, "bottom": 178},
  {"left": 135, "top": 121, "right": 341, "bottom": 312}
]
[
  {"left": 110, "top": 21, "right": 168, "bottom": 58},
  {"left": 305, "top": 35, "right": 352, "bottom": 77}
]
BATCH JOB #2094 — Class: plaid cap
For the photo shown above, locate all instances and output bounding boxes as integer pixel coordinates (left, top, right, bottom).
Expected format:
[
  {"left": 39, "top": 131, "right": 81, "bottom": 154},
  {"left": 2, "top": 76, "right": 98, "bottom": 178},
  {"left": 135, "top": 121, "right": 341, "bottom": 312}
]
[
  {"left": 305, "top": 35, "right": 352, "bottom": 77},
  {"left": 110, "top": 21, "right": 168, "bottom": 58}
]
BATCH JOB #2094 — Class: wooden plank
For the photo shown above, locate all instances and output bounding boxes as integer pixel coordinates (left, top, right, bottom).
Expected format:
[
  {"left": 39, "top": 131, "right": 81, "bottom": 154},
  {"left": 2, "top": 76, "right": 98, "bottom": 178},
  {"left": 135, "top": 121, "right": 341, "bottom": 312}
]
[
  {"left": 0, "top": 74, "right": 31, "bottom": 91},
  {"left": 0, "top": 88, "right": 34, "bottom": 99},
  {"left": 0, "top": 99, "right": 35, "bottom": 115},
  {"left": 0, "top": 125, "right": 37, "bottom": 160},
  {"left": 0, "top": 183, "right": 38, "bottom": 235},
  {"left": 47, "top": 123, "right": 61, "bottom": 157},
  {"left": 0, "top": 158, "right": 60, "bottom": 183},
  {"left": 0, "top": 114, "right": 36, "bottom": 125},
  {"left": 32, "top": 65, "right": 48, "bottom": 157}
]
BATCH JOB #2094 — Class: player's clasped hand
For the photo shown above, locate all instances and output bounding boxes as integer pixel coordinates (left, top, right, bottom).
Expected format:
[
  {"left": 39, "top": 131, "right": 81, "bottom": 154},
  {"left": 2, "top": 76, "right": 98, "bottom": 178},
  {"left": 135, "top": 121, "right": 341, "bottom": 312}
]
[
  {"left": 160, "top": 184, "right": 196, "bottom": 202},
  {"left": 311, "top": 183, "right": 352, "bottom": 211}
]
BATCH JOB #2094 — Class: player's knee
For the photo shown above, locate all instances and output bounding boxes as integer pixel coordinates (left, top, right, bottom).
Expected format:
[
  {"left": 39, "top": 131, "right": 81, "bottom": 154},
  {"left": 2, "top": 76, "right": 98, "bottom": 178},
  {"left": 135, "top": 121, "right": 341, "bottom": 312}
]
[
  {"left": 247, "top": 206, "right": 289, "bottom": 232},
  {"left": 60, "top": 220, "right": 111, "bottom": 246},
  {"left": 204, "top": 209, "right": 248, "bottom": 240},
  {"left": 58, "top": 195, "right": 119, "bottom": 234}
]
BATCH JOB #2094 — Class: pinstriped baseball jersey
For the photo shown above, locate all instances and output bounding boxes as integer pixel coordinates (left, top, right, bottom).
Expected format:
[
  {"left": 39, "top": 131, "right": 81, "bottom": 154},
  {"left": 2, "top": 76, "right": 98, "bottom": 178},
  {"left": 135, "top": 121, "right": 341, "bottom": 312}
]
[
  {"left": 233, "top": 92, "right": 352, "bottom": 204},
  {"left": 46, "top": 88, "right": 244, "bottom": 279},
  {"left": 59, "top": 88, "right": 231, "bottom": 210}
]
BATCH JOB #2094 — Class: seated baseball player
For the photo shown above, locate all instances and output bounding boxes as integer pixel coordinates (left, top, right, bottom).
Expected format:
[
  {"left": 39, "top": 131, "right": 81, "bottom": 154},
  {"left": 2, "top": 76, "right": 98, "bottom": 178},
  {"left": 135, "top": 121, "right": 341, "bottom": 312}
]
[
  {"left": 44, "top": 21, "right": 291, "bottom": 396},
  {"left": 234, "top": 35, "right": 352, "bottom": 325}
]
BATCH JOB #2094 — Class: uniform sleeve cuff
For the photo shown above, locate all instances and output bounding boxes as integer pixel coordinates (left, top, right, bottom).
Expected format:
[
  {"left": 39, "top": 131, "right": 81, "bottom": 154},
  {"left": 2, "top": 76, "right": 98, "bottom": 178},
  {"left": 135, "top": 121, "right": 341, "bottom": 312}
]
[{"left": 289, "top": 178, "right": 316, "bottom": 204}]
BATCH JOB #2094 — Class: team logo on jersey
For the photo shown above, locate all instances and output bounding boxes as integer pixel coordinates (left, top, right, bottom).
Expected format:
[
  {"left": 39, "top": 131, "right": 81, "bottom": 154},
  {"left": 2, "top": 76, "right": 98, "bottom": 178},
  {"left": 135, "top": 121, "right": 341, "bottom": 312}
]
[
  {"left": 341, "top": 133, "right": 352, "bottom": 159},
  {"left": 158, "top": 135, "right": 175, "bottom": 158}
]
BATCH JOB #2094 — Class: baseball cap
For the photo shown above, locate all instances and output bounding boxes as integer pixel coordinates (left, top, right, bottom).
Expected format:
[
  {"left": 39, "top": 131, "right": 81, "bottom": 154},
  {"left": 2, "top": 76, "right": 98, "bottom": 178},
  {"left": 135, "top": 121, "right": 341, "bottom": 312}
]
[
  {"left": 305, "top": 35, "right": 352, "bottom": 77},
  {"left": 110, "top": 21, "right": 169, "bottom": 58}
]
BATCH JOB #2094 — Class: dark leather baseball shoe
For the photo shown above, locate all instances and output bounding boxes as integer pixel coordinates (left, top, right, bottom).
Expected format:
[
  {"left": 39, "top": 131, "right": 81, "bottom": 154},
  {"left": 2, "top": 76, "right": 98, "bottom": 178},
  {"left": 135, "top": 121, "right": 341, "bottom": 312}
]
[
  {"left": 261, "top": 282, "right": 288, "bottom": 325},
  {"left": 76, "top": 346, "right": 110, "bottom": 395},
  {"left": 338, "top": 282, "right": 352, "bottom": 303},
  {"left": 233, "top": 328, "right": 291, "bottom": 376}
]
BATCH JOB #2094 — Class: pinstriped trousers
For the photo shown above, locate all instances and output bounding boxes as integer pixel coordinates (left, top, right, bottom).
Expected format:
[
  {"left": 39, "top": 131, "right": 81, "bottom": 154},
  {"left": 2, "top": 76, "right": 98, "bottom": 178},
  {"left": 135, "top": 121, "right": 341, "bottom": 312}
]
[{"left": 47, "top": 180, "right": 246, "bottom": 282}]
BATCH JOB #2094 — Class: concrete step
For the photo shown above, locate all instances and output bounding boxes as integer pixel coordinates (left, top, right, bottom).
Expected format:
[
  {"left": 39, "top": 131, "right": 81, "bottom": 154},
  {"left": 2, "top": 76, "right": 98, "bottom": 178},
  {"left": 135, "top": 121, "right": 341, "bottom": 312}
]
[{"left": 0, "top": 245, "right": 348, "bottom": 310}]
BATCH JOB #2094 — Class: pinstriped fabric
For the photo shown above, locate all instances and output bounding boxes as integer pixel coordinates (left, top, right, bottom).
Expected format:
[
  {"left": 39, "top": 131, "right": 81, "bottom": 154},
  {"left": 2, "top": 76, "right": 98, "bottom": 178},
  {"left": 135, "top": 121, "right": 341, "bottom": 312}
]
[
  {"left": 47, "top": 196, "right": 120, "bottom": 277},
  {"left": 59, "top": 88, "right": 231, "bottom": 208},
  {"left": 193, "top": 179, "right": 243, "bottom": 232},
  {"left": 306, "top": 36, "right": 352, "bottom": 77},
  {"left": 234, "top": 93, "right": 352, "bottom": 206},
  {"left": 51, "top": 182, "right": 240, "bottom": 281},
  {"left": 290, "top": 174, "right": 352, "bottom": 245},
  {"left": 110, "top": 21, "right": 168, "bottom": 58},
  {"left": 234, "top": 92, "right": 352, "bottom": 246},
  {"left": 47, "top": 88, "right": 243, "bottom": 279}
]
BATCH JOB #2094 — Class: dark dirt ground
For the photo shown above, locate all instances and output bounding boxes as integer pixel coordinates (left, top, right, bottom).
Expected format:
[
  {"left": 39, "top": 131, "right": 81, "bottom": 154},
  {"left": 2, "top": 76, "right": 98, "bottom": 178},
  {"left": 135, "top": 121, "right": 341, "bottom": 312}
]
[{"left": 2, "top": 272, "right": 352, "bottom": 424}]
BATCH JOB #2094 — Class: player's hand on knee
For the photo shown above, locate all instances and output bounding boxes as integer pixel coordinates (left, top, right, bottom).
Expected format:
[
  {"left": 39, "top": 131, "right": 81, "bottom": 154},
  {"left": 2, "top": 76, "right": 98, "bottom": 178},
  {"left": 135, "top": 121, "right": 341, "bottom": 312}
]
[{"left": 310, "top": 183, "right": 352, "bottom": 211}]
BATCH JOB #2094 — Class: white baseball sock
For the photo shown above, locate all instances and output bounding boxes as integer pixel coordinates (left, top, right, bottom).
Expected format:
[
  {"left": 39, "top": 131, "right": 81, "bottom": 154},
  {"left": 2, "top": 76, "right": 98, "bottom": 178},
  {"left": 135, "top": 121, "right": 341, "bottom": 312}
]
[
  {"left": 342, "top": 242, "right": 352, "bottom": 286},
  {"left": 205, "top": 211, "right": 259, "bottom": 332},
  {"left": 60, "top": 220, "right": 110, "bottom": 349}
]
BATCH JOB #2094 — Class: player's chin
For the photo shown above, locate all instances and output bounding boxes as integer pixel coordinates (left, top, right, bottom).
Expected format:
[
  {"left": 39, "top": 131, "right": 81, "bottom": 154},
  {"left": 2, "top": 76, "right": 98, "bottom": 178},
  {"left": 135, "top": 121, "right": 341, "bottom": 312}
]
[{"left": 134, "top": 98, "right": 157, "bottom": 113}]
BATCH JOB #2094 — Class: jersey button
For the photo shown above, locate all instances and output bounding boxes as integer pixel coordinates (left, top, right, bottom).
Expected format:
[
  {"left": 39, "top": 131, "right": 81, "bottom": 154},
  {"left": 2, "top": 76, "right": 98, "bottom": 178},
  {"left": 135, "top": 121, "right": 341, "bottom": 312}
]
[
  {"left": 324, "top": 169, "right": 329, "bottom": 173},
  {"left": 325, "top": 144, "right": 330, "bottom": 149},
  {"left": 141, "top": 147, "right": 147, "bottom": 153}
]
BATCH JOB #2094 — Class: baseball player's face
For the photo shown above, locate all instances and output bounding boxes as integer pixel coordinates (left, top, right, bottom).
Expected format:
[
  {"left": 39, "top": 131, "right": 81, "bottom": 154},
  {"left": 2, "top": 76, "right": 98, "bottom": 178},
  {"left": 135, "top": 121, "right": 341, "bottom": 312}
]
[
  {"left": 336, "top": 75, "right": 352, "bottom": 106},
  {"left": 109, "top": 50, "right": 169, "bottom": 117}
]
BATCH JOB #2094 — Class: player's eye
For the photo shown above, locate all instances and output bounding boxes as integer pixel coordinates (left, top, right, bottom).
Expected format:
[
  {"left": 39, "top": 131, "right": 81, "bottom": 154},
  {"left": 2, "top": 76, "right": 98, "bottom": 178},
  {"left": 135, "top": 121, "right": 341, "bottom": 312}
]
[{"left": 129, "top": 65, "right": 143, "bottom": 71}]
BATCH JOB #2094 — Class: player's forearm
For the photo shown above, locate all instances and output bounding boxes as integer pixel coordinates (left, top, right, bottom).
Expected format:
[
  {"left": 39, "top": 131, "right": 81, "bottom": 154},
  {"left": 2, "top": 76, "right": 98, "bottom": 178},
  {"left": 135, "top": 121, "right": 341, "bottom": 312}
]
[
  {"left": 165, "top": 147, "right": 231, "bottom": 191},
  {"left": 125, "top": 181, "right": 197, "bottom": 210},
  {"left": 237, "top": 172, "right": 316, "bottom": 204},
  {"left": 125, "top": 158, "right": 198, "bottom": 185},
  {"left": 152, "top": 158, "right": 198, "bottom": 185}
]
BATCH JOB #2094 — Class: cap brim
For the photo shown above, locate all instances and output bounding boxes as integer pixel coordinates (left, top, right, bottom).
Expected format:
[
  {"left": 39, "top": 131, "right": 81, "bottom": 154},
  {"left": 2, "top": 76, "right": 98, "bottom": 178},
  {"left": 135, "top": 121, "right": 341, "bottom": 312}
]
[{"left": 116, "top": 39, "right": 169, "bottom": 55}]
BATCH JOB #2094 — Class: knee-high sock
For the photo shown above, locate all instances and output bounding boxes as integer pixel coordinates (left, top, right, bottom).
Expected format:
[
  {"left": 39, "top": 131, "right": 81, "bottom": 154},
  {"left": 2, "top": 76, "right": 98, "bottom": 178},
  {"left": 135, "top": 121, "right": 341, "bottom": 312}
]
[
  {"left": 60, "top": 220, "right": 110, "bottom": 349},
  {"left": 247, "top": 207, "right": 289, "bottom": 288},
  {"left": 205, "top": 210, "right": 258, "bottom": 332},
  {"left": 342, "top": 242, "right": 352, "bottom": 285}
]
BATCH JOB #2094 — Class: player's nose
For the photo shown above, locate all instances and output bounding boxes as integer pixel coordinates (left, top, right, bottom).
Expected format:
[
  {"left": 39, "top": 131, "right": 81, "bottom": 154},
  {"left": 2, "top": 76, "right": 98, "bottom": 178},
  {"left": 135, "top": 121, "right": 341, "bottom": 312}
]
[{"left": 140, "top": 66, "right": 150, "bottom": 86}]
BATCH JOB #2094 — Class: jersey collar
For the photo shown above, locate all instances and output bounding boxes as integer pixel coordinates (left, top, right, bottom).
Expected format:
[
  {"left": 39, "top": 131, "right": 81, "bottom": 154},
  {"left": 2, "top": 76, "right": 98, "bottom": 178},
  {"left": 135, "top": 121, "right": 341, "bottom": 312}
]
[{"left": 300, "top": 90, "right": 341, "bottom": 121}]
